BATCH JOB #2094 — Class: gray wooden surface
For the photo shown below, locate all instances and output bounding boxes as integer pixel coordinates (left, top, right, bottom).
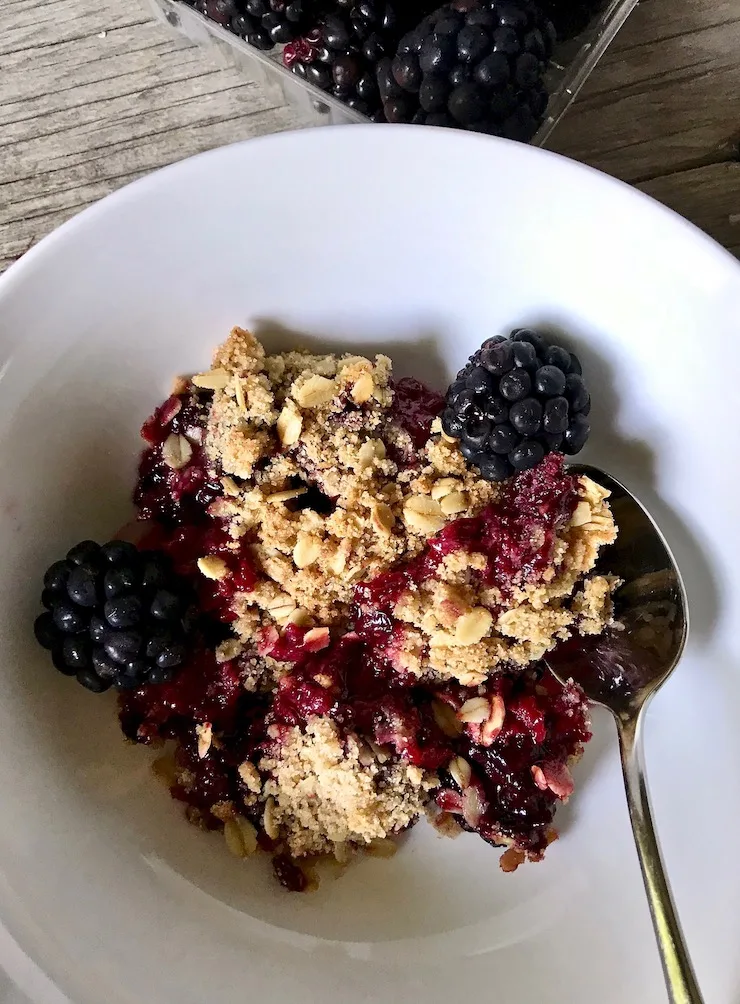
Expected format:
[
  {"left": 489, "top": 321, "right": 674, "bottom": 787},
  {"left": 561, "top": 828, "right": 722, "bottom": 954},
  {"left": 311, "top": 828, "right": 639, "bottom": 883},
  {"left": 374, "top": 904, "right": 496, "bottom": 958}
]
[{"left": 1, "top": 0, "right": 739, "bottom": 275}]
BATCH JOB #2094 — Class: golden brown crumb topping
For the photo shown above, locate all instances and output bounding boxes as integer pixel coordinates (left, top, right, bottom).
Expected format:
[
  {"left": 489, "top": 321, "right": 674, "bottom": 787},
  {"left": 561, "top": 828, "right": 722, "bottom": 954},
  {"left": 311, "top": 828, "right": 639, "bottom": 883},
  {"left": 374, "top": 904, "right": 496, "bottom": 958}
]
[
  {"left": 174, "top": 327, "right": 619, "bottom": 861},
  {"left": 196, "top": 328, "right": 616, "bottom": 679},
  {"left": 259, "top": 717, "right": 437, "bottom": 858}
]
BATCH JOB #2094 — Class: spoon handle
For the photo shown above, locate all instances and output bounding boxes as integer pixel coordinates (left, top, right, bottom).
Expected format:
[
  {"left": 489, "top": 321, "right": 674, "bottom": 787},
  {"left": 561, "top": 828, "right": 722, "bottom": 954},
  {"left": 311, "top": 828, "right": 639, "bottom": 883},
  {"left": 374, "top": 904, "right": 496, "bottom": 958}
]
[{"left": 616, "top": 711, "right": 704, "bottom": 1004}]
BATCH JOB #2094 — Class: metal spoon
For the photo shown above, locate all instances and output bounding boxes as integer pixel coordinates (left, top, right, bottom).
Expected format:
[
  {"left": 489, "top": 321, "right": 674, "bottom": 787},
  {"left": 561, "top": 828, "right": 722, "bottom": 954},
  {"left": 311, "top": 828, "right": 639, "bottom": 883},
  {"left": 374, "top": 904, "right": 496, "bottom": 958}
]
[{"left": 546, "top": 464, "right": 703, "bottom": 1004}]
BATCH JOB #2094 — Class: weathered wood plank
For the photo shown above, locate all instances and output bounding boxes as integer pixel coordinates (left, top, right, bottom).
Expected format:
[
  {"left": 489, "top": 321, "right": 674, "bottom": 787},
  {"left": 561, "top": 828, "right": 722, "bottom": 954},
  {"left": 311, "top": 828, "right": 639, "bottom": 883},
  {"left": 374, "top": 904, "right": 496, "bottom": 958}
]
[
  {"left": 0, "top": 5, "right": 303, "bottom": 270},
  {"left": 550, "top": 0, "right": 740, "bottom": 183},
  {"left": 0, "top": 77, "right": 291, "bottom": 201},
  {"left": 1, "top": 26, "right": 185, "bottom": 113},
  {"left": 610, "top": 0, "right": 740, "bottom": 51},
  {"left": 550, "top": 65, "right": 740, "bottom": 181},
  {"left": 0, "top": 99, "right": 302, "bottom": 222},
  {"left": 0, "top": 0, "right": 149, "bottom": 56},
  {"left": 579, "top": 17, "right": 740, "bottom": 99},
  {"left": 637, "top": 162, "right": 740, "bottom": 254},
  {"left": 1, "top": 37, "right": 264, "bottom": 145}
]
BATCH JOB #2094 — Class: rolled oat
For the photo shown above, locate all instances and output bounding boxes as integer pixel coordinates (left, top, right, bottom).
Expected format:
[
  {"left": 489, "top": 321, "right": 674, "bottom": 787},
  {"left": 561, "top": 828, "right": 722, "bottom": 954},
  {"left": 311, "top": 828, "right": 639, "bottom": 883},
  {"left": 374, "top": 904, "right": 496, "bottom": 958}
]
[
  {"left": 162, "top": 433, "right": 192, "bottom": 470},
  {"left": 440, "top": 490, "right": 468, "bottom": 515},
  {"left": 276, "top": 405, "right": 302, "bottom": 447},
  {"left": 197, "top": 556, "right": 229, "bottom": 580},
  {"left": 403, "top": 495, "right": 445, "bottom": 534},
  {"left": 458, "top": 696, "right": 491, "bottom": 723},
  {"left": 351, "top": 372, "right": 375, "bottom": 404},
  {"left": 192, "top": 369, "right": 231, "bottom": 390},
  {"left": 293, "top": 375, "right": 336, "bottom": 409}
]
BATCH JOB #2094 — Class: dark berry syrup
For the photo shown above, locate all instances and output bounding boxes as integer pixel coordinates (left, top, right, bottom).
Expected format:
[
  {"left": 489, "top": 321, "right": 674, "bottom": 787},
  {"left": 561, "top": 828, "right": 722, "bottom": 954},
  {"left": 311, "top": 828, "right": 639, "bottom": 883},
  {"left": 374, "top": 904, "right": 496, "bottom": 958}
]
[
  {"left": 262, "top": 454, "right": 588, "bottom": 857},
  {"left": 355, "top": 452, "right": 580, "bottom": 617},
  {"left": 120, "top": 386, "right": 263, "bottom": 829},
  {"left": 346, "top": 452, "right": 587, "bottom": 856},
  {"left": 136, "top": 392, "right": 222, "bottom": 525},
  {"left": 264, "top": 626, "right": 591, "bottom": 857},
  {"left": 390, "top": 377, "right": 446, "bottom": 449},
  {"left": 264, "top": 632, "right": 450, "bottom": 769},
  {"left": 435, "top": 672, "right": 591, "bottom": 856}
]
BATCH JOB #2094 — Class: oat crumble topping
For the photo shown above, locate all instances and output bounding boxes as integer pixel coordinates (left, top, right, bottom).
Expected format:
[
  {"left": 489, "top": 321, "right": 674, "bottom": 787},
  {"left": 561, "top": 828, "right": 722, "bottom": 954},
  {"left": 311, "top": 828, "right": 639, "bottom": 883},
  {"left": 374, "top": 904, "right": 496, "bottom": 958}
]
[
  {"left": 201, "top": 328, "right": 616, "bottom": 674},
  {"left": 119, "top": 326, "right": 620, "bottom": 889},
  {"left": 260, "top": 717, "right": 437, "bottom": 858}
]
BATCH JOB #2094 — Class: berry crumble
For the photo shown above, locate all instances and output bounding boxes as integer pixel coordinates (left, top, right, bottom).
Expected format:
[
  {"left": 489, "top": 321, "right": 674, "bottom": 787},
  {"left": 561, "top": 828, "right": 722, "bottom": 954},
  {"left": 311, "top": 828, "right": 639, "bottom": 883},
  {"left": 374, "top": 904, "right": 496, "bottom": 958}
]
[{"left": 35, "top": 325, "right": 618, "bottom": 890}]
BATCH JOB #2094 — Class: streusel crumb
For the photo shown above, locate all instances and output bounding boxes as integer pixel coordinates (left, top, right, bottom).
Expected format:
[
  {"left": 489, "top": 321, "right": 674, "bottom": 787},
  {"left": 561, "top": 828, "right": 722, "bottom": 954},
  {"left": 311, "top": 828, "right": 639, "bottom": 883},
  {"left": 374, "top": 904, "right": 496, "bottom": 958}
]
[
  {"left": 196, "top": 327, "right": 617, "bottom": 670},
  {"left": 124, "top": 326, "right": 620, "bottom": 880},
  {"left": 390, "top": 472, "right": 618, "bottom": 685},
  {"left": 260, "top": 717, "right": 437, "bottom": 858}
]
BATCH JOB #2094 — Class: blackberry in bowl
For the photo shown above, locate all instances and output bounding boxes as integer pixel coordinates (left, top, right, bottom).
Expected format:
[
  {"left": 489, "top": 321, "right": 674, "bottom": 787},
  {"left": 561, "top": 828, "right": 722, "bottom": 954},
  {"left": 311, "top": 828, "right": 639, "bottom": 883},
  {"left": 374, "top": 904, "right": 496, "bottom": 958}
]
[
  {"left": 34, "top": 539, "right": 194, "bottom": 692},
  {"left": 441, "top": 328, "right": 591, "bottom": 480}
]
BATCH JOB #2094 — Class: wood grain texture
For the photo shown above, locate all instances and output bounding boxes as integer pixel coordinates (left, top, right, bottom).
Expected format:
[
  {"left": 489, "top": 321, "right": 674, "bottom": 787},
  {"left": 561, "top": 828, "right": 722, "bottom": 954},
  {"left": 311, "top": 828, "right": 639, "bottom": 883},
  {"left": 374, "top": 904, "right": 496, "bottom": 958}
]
[
  {"left": 0, "top": 1, "right": 304, "bottom": 273},
  {"left": 1, "top": 0, "right": 738, "bottom": 274},
  {"left": 550, "top": 0, "right": 740, "bottom": 247},
  {"left": 637, "top": 163, "right": 740, "bottom": 255}
]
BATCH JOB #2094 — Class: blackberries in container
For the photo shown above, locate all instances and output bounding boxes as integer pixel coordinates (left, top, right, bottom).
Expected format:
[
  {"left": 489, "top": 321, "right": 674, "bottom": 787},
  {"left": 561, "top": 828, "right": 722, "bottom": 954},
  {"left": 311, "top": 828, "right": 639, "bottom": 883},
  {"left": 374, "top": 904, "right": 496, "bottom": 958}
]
[
  {"left": 283, "top": 0, "right": 435, "bottom": 117},
  {"left": 242, "top": 0, "right": 321, "bottom": 44},
  {"left": 194, "top": 0, "right": 323, "bottom": 46},
  {"left": 187, "top": 0, "right": 609, "bottom": 132},
  {"left": 34, "top": 540, "right": 194, "bottom": 693},
  {"left": 230, "top": 6, "right": 274, "bottom": 49},
  {"left": 380, "top": 0, "right": 554, "bottom": 137},
  {"left": 442, "top": 328, "right": 592, "bottom": 481}
]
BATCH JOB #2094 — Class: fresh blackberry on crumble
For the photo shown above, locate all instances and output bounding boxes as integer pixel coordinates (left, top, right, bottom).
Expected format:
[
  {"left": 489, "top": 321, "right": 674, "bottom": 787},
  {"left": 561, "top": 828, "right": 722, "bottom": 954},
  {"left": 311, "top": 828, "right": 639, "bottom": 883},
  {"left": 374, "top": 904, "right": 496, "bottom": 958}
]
[
  {"left": 442, "top": 328, "right": 591, "bottom": 479},
  {"left": 382, "top": 0, "right": 553, "bottom": 135},
  {"left": 34, "top": 539, "right": 195, "bottom": 692}
]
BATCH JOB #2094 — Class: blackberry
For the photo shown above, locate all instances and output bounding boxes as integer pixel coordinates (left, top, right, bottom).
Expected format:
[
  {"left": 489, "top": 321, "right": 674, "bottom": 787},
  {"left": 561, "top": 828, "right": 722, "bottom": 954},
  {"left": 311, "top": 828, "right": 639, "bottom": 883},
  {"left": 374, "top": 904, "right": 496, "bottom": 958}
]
[
  {"left": 383, "top": 0, "right": 554, "bottom": 139},
  {"left": 230, "top": 6, "right": 274, "bottom": 49},
  {"left": 189, "top": 0, "right": 276, "bottom": 47},
  {"left": 284, "top": 0, "right": 435, "bottom": 118},
  {"left": 222, "top": 0, "right": 321, "bottom": 45},
  {"left": 442, "top": 329, "right": 591, "bottom": 480},
  {"left": 33, "top": 539, "right": 194, "bottom": 692},
  {"left": 193, "top": 0, "right": 236, "bottom": 26}
]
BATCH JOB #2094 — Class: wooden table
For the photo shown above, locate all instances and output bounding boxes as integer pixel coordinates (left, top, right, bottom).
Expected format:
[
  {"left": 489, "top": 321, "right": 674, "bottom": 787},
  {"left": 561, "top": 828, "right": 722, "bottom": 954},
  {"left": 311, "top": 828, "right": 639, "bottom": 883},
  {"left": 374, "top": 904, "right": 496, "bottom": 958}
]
[{"left": 1, "top": 0, "right": 739, "bottom": 275}]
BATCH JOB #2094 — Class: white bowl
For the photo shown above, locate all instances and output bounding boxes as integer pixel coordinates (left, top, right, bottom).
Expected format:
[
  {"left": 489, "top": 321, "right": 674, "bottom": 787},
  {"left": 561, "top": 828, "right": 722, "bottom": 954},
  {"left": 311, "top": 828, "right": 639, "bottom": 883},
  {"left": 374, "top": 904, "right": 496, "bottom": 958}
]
[{"left": 0, "top": 126, "right": 739, "bottom": 1004}]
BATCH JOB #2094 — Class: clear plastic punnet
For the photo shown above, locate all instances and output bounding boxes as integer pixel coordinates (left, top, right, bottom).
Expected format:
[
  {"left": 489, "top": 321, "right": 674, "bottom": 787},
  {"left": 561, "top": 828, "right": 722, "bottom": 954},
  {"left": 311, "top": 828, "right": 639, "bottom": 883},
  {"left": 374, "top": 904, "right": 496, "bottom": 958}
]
[{"left": 145, "top": 0, "right": 638, "bottom": 144}]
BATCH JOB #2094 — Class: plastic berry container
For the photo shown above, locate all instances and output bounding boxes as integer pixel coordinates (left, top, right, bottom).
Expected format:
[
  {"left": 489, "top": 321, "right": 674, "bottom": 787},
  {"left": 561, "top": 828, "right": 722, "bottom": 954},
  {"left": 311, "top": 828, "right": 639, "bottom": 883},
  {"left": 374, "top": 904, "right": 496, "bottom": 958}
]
[{"left": 143, "top": 0, "right": 638, "bottom": 144}]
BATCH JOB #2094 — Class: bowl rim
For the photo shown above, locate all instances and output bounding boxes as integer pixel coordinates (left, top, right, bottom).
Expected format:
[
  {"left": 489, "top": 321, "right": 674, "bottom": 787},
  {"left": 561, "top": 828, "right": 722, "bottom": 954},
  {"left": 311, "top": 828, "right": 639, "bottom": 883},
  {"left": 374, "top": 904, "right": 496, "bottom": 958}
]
[{"left": 1, "top": 126, "right": 739, "bottom": 308}]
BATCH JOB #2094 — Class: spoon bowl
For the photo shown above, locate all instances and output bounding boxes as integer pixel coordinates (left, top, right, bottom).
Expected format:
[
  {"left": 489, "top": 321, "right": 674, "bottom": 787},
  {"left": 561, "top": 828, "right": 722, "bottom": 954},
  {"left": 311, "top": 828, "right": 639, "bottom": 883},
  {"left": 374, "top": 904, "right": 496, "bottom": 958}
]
[
  {"left": 547, "top": 465, "right": 701, "bottom": 1004},
  {"left": 549, "top": 464, "right": 689, "bottom": 718}
]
